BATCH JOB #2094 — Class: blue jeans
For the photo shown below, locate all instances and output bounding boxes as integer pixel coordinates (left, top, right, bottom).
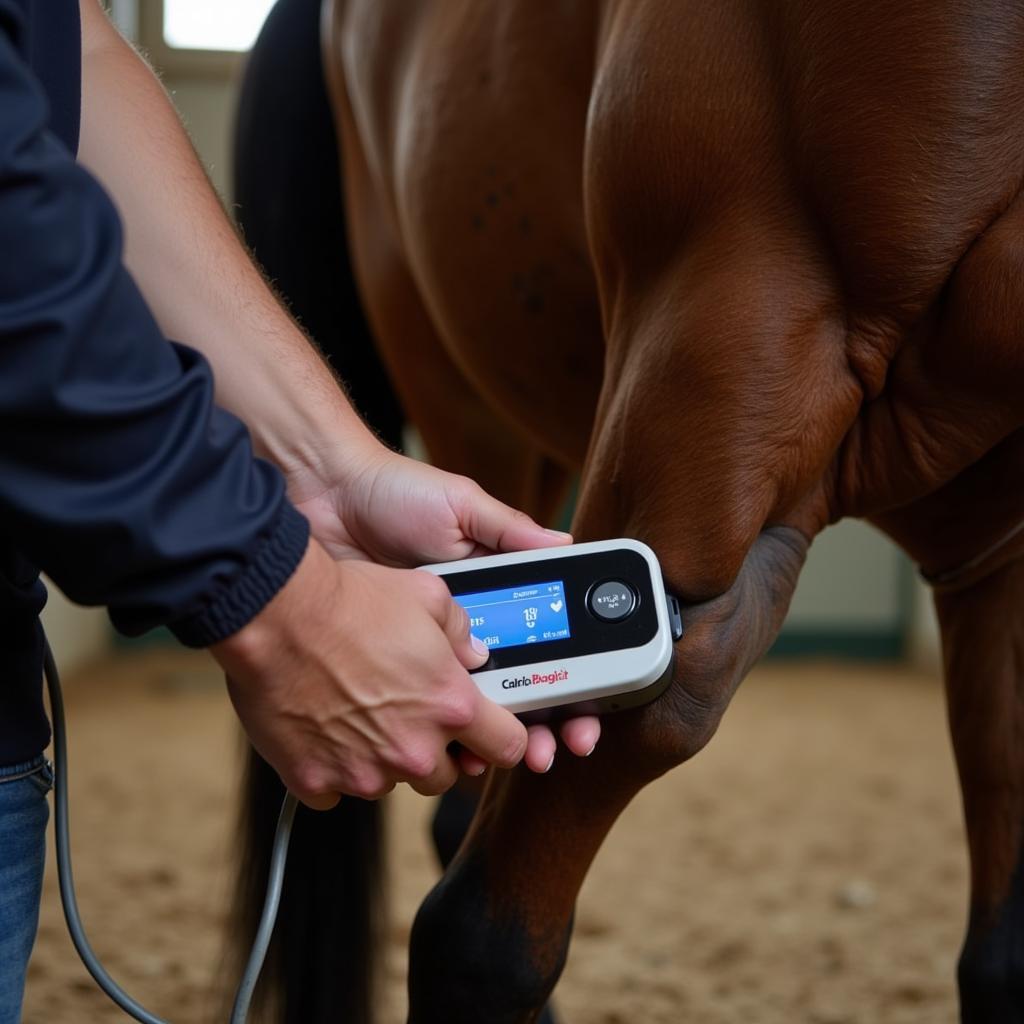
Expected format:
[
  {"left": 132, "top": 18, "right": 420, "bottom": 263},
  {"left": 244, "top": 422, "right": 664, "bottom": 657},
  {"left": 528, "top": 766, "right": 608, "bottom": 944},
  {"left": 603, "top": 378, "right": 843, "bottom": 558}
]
[{"left": 0, "top": 755, "right": 51, "bottom": 1024}]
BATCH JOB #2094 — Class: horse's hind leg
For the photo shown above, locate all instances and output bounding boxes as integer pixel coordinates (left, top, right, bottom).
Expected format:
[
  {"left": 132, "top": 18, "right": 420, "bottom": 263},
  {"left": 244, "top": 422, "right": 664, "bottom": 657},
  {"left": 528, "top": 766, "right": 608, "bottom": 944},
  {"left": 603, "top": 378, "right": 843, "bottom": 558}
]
[
  {"left": 940, "top": 554, "right": 1024, "bottom": 1020},
  {"left": 874, "top": 431, "right": 1024, "bottom": 1021},
  {"left": 347, "top": 186, "right": 572, "bottom": 1023}
]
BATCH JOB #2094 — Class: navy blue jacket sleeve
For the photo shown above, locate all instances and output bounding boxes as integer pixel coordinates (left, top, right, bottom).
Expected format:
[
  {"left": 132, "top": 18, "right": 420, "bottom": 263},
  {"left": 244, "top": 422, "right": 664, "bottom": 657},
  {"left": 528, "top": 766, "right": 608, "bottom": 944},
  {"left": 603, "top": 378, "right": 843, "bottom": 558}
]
[{"left": 0, "top": 10, "right": 309, "bottom": 646}]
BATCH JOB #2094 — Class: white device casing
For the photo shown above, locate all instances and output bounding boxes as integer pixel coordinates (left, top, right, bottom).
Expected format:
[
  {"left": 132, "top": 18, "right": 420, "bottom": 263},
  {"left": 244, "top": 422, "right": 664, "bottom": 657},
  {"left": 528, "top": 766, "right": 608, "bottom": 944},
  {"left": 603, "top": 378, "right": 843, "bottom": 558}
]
[{"left": 420, "top": 538, "right": 675, "bottom": 716}]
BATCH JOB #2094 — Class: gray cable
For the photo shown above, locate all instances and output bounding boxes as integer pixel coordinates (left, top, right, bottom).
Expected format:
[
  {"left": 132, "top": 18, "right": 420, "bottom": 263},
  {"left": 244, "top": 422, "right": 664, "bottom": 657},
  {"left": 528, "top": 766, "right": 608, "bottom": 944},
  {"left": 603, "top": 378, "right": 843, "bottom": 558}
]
[
  {"left": 43, "top": 637, "right": 298, "bottom": 1024},
  {"left": 230, "top": 789, "right": 298, "bottom": 1024}
]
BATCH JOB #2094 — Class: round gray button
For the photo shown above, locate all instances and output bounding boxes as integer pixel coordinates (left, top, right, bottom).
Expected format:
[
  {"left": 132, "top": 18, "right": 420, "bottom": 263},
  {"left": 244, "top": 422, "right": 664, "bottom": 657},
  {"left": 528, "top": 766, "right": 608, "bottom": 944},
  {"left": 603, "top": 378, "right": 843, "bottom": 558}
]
[{"left": 588, "top": 579, "right": 637, "bottom": 622}]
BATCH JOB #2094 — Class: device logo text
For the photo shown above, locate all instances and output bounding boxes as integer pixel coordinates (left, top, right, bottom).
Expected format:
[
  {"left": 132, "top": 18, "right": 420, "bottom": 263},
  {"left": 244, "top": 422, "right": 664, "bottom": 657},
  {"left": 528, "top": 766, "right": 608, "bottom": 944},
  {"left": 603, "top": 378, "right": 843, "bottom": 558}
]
[{"left": 500, "top": 668, "right": 569, "bottom": 689}]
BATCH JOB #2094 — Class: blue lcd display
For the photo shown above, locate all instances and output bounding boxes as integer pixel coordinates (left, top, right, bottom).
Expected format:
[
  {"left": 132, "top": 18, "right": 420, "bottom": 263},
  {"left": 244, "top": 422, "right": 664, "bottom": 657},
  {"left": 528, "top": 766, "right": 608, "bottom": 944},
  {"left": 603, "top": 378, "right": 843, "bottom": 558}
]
[{"left": 455, "top": 580, "right": 571, "bottom": 650}]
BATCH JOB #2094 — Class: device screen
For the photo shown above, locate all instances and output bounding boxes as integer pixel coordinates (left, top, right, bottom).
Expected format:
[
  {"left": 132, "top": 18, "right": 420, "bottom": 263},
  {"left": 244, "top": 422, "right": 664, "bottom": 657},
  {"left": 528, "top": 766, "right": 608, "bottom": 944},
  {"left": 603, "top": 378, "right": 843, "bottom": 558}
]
[{"left": 454, "top": 580, "right": 570, "bottom": 650}]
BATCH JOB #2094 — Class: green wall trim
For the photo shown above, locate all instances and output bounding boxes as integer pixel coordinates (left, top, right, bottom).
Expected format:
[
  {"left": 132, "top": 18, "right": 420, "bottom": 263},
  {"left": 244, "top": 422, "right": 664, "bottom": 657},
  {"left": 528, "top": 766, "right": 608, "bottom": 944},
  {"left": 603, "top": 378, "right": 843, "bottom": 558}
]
[{"left": 768, "top": 628, "right": 905, "bottom": 660}]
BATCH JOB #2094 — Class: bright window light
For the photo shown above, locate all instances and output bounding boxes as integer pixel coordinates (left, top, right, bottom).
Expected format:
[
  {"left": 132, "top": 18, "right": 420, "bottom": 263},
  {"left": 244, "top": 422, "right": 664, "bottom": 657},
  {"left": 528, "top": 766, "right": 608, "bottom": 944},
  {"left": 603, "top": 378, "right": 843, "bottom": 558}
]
[{"left": 163, "top": 0, "right": 277, "bottom": 52}]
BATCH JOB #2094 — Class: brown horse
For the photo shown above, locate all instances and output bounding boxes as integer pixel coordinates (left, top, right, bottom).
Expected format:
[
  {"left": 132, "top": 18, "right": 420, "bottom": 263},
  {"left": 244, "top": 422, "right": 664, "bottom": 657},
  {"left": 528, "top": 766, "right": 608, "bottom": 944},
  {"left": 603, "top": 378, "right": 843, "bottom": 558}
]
[{"left": 231, "top": 0, "right": 1024, "bottom": 1020}]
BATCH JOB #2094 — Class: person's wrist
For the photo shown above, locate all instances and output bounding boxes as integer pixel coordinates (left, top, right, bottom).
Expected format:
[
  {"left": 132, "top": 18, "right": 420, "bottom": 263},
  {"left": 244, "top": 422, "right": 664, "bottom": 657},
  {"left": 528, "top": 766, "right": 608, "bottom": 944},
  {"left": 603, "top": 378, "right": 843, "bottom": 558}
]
[
  {"left": 210, "top": 536, "right": 332, "bottom": 674},
  {"left": 271, "top": 406, "right": 387, "bottom": 506}
]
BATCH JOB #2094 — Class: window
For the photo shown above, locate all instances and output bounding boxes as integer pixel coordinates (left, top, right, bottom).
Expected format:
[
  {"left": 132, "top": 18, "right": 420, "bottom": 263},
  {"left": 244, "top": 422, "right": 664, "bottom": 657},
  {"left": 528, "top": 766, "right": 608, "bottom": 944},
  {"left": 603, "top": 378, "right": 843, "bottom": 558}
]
[
  {"left": 163, "top": 0, "right": 277, "bottom": 53},
  {"left": 138, "top": 0, "right": 276, "bottom": 77}
]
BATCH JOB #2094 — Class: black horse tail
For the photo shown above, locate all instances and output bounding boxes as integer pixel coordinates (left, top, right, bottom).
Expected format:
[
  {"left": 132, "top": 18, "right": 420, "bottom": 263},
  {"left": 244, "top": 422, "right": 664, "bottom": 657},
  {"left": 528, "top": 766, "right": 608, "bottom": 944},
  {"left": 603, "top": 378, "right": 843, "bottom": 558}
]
[
  {"left": 230, "top": 755, "right": 384, "bottom": 1023},
  {"left": 226, "top": 1, "right": 404, "bottom": 1021}
]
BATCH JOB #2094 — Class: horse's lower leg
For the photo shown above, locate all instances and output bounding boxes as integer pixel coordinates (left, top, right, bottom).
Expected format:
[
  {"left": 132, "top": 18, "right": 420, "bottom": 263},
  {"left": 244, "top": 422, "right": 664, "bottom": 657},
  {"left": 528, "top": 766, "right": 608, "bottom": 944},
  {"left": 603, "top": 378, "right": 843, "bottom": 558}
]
[
  {"left": 407, "top": 526, "right": 807, "bottom": 1024},
  {"left": 937, "top": 557, "right": 1024, "bottom": 1021},
  {"left": 411, "top": 758, "right": 638, "bottom": 1024}
]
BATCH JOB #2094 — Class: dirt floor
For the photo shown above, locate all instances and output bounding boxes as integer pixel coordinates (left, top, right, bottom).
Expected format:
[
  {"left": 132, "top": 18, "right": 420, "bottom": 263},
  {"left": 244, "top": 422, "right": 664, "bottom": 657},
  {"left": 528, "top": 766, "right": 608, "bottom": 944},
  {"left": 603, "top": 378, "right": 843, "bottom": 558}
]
[{"left": 22, "top": 649, "right": 967, "bottom": 1024}]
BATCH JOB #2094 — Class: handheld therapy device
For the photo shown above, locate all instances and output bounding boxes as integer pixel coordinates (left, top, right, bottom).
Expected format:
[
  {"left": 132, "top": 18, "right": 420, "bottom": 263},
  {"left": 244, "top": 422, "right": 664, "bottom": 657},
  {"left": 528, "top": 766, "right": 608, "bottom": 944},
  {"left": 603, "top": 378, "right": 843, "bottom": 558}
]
[{"left": 422, "top": 538, "right": 683, "bottom": 717}]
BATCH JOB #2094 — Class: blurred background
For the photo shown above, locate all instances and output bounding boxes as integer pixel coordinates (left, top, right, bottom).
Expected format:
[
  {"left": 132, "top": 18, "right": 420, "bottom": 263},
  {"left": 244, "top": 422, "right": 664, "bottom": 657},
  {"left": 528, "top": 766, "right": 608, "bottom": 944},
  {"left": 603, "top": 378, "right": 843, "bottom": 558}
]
[{"left": 25, "top": 4, "right": 960, "bottom": 1023}]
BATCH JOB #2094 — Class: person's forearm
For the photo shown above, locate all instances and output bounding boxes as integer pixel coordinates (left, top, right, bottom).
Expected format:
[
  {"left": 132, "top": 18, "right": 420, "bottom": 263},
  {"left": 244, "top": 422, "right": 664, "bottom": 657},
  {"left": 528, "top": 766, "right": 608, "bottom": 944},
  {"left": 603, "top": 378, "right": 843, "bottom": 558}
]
[
  {"left": 0, "top": 14, "right": 309, "bottom": 641},
  {"left": 76, "top": 0, "right": 373, "bottom": 480}
]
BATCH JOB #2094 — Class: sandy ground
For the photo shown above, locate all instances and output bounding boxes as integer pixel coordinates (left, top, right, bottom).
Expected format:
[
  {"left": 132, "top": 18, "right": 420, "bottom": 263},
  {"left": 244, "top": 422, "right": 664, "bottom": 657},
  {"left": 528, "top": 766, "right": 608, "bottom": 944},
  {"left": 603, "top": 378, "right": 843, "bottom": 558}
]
[{"left": 21, "top": 649, "right": 967, "bottom": 1024}]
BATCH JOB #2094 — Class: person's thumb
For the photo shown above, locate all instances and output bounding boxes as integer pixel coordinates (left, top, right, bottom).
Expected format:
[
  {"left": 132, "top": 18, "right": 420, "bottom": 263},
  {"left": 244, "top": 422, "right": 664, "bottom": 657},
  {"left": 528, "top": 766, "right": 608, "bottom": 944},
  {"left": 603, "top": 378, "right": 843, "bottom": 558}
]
[
  {"left": 437, "top": 588, "right": 490, "bottom": 670},
  {"left": 456, "top": 482, "right": 572, "bottom": 553}
]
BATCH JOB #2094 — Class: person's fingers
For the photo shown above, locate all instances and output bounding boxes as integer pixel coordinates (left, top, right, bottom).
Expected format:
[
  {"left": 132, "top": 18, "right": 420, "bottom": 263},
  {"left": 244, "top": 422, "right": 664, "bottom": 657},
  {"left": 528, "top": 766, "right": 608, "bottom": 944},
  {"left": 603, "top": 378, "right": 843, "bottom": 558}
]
[
  {"left": 272, "top": 753, "right": 343, "bottom": 810},
  {"left": 454, "top": 481, "right": 572, "bottom": 553},
  {"left": 524, "top": 724, "right": 558, "bottom": 773},
  {"left": 456, "top": 748, "right": 489, "bottom": 777},
  {"left": 300, "top": 791, "right": 342, "bottom": 811},
  {"left": 408, "top": 751, "right": 460, "bottom": 797},
  {"left": 455, "top": 694, "right": 528, "bottom": 769},
  {"left": 559, "top": 715, "right": 601, "bottom": 757}
]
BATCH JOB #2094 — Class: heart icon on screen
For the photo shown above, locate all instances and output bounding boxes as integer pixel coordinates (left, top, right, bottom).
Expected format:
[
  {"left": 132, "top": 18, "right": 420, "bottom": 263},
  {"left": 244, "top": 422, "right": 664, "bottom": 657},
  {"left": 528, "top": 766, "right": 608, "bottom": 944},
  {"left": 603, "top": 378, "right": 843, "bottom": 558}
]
[{"left": 550, "top": 600, "right": 564, "bottom": 612}]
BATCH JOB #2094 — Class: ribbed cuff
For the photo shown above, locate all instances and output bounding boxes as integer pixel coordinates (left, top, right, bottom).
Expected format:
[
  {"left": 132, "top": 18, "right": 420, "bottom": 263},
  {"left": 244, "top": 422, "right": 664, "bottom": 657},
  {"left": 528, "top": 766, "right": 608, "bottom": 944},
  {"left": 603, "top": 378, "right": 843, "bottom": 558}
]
[{"left": 169, "top": 501, "right": 310, "bottom": 648}]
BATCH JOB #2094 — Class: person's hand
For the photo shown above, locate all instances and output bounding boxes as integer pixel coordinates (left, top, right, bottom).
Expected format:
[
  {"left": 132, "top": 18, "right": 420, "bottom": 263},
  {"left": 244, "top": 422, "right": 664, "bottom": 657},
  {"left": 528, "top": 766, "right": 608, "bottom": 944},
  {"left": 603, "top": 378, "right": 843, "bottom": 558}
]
[
  {"left": 282, "top": 440, "right": 601, "bottom": 769},
  {"left": 286, "top": 440, "right": 566, "bottom": 565},
  {"left": 213, "top": 540, "right": 543, "bottom": 809}
]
